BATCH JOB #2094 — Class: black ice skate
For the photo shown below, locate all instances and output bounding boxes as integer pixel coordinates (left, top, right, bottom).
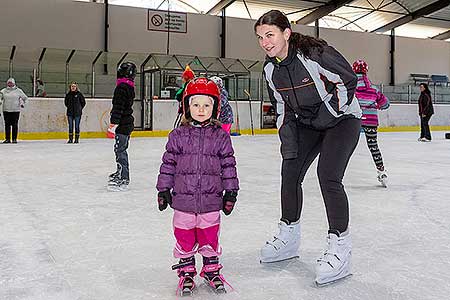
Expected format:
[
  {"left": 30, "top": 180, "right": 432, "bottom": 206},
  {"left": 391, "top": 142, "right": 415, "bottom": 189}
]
[{"left": 107, "top": 177, "right": 129, "bottom": 191}]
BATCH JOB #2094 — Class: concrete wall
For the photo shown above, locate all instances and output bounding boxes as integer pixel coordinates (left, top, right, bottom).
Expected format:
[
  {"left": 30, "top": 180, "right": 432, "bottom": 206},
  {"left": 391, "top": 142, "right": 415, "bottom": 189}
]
[
  {"left": 0, "top": 0, "right": 449, "bottom": 85},
  {"left": 379, "top": 104, "right": 450, "bottom": 127}
]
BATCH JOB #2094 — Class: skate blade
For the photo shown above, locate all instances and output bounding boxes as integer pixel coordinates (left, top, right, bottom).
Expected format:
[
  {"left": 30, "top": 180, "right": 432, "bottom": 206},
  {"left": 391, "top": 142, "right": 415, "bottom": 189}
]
[
  {"left": 260, "top": 255, "right": 299, "bottom": 264},
  {"left": 179, "top": 288, "right": 195, "bottom": 297},
  {"left": 315, "top": 273, "right": 352, "bottom": 287},
  {"left": 204, "top": 279, "right": 227, "bottom": 294},
  {"left": 107, "top": 185, "right": 129, "bottom": 192}
]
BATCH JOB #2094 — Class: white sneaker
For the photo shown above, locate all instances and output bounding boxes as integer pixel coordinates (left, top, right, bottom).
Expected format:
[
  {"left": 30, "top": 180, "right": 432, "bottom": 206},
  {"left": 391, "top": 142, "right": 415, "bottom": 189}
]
[
  {"left": 315, "top": 230, "right": 352, "bottom": 286},
  {"left": 377, "top": 169, "right": 388, "bottom": 188},
  {"left": 260, "top": 221, "right": 301, "bottom": 263}
]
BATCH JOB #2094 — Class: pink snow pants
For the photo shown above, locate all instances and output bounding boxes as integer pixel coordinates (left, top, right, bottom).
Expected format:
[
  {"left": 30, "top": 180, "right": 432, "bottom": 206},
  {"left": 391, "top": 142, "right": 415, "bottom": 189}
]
[{"left": 173, "top": 210, "right": 222, "bottom": 258}]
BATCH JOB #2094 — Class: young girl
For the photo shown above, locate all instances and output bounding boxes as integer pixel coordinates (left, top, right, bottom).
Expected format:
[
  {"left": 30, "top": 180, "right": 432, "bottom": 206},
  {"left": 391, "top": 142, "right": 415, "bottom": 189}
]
[
  {"left": 209, "top": 76, "right": 234, "bottom": 134},
  {"left": 156, "top": 77, "right": 239, "bottom": 295},
  {"left": 353, "top": 60, "right": 390, "bottom": 187},
  {"left": 107, "top": 62, "right": 136, "bottom": 191}
]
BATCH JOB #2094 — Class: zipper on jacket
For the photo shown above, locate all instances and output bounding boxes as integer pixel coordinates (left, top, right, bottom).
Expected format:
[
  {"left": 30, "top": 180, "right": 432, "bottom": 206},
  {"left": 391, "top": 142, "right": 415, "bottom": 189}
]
[
  {"left": 283, "top": 65, "right": 301, "bottom": 118},
  {"left": 197, "top": 127, "right": 205, "bottom": 213}
]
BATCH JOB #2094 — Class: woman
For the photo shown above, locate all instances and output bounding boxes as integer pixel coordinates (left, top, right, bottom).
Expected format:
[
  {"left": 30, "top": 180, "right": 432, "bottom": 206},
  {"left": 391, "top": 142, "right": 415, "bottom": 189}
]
[
  {"left": 353, "top": 59, "right": 390, "bottom": 187},
  {"left": 64, "top": 82, "right": 86, "bottom": 143},
  {"left": 418, "top": 83, "right": 434, "bottom": 142},
  {"left": 255, "top": 10, "right": 361, "bottom": 286},
  {"left": 0, "top": 78, "right": 28, "bottom": 144}
]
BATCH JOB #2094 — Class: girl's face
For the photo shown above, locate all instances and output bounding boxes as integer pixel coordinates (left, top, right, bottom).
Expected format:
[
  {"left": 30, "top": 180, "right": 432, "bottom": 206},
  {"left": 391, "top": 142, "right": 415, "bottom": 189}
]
[
  {"left": 255, "top": 24, "right": 291, "bottom": 59},
  {"left": 189, "top": 95, "right": 214, "bottom": 122},
  {"left": 7, "top": 81, "right": 14, "bottom": 88},
  {"left": 70, "top": 84, "right": 77, "bottom": 91},
  {"left": 419, "top": 85, "right": 425, "bottom": 92}
]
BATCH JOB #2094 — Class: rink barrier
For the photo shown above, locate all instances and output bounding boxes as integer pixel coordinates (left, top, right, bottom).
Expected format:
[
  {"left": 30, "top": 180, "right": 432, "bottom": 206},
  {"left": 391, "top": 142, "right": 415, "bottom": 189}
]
[{"left": 1, "top": 126, "right": 450, "bottom": 140}]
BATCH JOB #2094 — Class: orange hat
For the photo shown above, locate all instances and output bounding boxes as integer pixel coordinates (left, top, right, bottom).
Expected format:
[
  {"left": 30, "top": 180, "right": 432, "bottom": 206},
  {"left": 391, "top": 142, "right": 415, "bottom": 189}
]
[{"left": 182, "top": 65, "right": 195, "bottom": 81}]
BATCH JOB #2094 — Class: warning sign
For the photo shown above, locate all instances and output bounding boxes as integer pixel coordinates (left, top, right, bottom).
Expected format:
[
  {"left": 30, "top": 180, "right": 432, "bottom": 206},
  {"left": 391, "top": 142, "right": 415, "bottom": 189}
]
[{"left": 148, "top": 9, "right": 187, "bottom": 33}]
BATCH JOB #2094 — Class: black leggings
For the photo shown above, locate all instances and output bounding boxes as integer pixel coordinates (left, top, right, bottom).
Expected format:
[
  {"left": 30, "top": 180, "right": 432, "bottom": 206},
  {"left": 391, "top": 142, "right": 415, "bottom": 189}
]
[
  {"left": 362, "top": 125, "right": 384, "bottom": 171},
  {"left": 3, "top": 111, "right": 20, "bottom": 141},
  {"left": 280, "top": 118, "right": 361, "bottom": 233}
]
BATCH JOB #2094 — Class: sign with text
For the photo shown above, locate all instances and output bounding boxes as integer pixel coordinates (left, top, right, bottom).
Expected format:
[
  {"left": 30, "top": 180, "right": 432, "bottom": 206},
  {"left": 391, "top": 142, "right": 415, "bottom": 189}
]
[{"left": 147, "top": 9, "right": 187, "bottom": 33}]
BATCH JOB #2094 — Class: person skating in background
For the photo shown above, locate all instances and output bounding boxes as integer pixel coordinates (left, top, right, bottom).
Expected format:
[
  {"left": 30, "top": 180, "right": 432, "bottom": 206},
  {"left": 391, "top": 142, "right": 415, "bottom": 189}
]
[
  {"left": 107, "top": 62, "right": 136, "bottom": 191},
  {"left": 64, "top": 82, "right": 86, "bottom": 144},
  {"left": 418, "top": 83, "right": 434, "bottom": 142},
  {"left": 353, "top": 60, "right": 390, "bottom": 187},
  {"left": 173, "top": 65, "right": 195, "bottom": 128},
  {"left": 255, "top": 10, "right": 361, "bottom": 286},
  {"left": 0, "top": 78, "right": 28, "bottom": 144},
  {"left": 156, "top": 77, "right": 239, "bottom": 295},
  {"left": 210, "top": 76, "right": 234, "bottom": 134}
]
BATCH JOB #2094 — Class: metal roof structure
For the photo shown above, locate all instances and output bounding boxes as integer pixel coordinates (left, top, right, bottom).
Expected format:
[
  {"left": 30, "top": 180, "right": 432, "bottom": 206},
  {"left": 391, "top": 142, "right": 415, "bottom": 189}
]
[{"left": 101, "top": 0, "right": 450, "bottom": 40}]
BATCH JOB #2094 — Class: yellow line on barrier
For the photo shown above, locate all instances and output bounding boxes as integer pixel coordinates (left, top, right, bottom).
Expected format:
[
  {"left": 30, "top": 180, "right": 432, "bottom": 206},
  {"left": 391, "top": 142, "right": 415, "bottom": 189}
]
[{"left": 1, "top": 126, "right": 449, "bottom": 140}]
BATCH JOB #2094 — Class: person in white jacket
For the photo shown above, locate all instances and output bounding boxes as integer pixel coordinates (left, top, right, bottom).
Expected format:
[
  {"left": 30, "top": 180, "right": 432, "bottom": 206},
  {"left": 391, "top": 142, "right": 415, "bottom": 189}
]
[{"left": 0, "top": 78, "right": 28, "bottom": 143}]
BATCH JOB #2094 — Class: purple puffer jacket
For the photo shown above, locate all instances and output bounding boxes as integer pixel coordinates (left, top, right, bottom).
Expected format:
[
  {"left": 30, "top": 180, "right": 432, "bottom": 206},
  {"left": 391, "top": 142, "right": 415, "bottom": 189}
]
[{"left": 156, "top": 124, "right": 239, "bottom": 214}]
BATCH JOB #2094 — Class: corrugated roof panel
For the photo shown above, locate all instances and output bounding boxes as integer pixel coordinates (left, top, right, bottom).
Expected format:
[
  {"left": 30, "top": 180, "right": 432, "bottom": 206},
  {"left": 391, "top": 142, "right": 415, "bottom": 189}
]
[
  {"left": 353, "top": 11, "right": 400, "bottom": 32},
  {"left": 426, "top": 5, "right": 450, "bottom": 21},
  {"left": 394, "top": 22, "right": 449, "bottom": 39},
  {"left": 396, "top": 0, "right": 440, "bottom": 12}
]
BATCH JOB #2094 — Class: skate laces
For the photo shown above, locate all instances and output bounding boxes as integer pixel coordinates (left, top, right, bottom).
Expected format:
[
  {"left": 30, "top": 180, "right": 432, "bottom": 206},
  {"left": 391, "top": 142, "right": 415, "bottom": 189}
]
[{"left": 200, "top": 263, "right": 234, "bottom": 292}]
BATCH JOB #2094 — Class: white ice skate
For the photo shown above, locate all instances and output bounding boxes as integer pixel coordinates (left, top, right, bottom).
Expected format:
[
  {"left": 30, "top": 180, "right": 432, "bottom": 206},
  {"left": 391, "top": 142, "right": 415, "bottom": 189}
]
[
  {"left": 315, "top": 230, "right": 352, "bottom": 286},
  {"left": 377, "top": 170, "right": 388, "bottom": 188},
  {"left": 260, "top": 221, "right": 301, "bottom": 263}
]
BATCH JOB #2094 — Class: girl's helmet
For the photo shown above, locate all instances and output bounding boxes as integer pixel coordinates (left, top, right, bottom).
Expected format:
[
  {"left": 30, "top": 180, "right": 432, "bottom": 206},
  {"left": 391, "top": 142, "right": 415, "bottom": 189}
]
[
  {"left": 352, "top": 59, "right": 368, "bottom": 74},
  {"left": 182, "top": 77, "right": 220, "bottom": 119},
  {"left": 117, "top": 61, "right": 137, "bottom": 80}
]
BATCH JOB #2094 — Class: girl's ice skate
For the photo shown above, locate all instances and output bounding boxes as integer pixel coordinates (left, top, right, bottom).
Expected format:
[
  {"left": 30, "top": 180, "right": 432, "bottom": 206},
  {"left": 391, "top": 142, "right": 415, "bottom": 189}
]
[
  {"left": 315, "top": 230, "right": 352, "bottom": 286},
  {"left": 200, "top": 256, "right": 231, "bottom": 294},
  {"left": 377, "top": 169, "right": 388, "bottom": 188},
  {"left": 260, "top": 220, "right": 301, "bottom": 263},
  {"left": 172, "top": 257, "right": 197, "bottom": 296}
]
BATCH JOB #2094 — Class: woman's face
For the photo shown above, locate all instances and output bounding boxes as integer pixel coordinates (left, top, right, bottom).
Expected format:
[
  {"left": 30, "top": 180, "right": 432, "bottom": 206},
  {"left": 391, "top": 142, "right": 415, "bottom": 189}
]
[
  {"left": 419, "top": 85, "right": 425, "bottom": 92},
  {"left": 255, "top": 24, "right": 291, "bottom": 59},
  {"left": 70, "top": 84, "right": 77, "bottom": 91}
]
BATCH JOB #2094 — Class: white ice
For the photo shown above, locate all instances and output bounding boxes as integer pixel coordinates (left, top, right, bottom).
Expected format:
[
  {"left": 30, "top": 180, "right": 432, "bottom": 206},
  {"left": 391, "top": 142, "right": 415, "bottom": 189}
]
[{"left": 1, "top": 131, "right": 450, "bottom": 300}]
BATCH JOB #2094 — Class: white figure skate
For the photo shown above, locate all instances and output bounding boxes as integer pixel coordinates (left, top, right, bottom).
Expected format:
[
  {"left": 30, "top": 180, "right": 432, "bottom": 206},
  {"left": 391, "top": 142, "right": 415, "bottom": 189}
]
[{"left": 260, "top": 221, "right": 301, "bottom": 263}]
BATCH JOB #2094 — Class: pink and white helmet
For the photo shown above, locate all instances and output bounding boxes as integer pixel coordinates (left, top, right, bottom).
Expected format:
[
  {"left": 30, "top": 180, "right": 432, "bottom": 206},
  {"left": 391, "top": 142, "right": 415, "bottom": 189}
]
[{"left": 352, "top": 59, "right": 368, "bottom": 74}]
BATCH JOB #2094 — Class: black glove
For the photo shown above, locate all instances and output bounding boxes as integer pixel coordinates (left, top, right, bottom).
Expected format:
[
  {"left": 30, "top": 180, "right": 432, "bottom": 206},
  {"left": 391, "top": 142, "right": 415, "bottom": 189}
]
[
  {"left": 222, "top": 191, "right": 237, "bottom": 216},
  {"left": 157, "top": 190, "right": 172, "bottom": 211}
]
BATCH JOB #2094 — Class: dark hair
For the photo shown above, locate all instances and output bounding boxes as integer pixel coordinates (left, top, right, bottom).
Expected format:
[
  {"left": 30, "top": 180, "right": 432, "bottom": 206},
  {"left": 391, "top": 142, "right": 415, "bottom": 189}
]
[
  {"left": 254, "top": 10, "right": 327, "bottom": 58},
  {"left": 420, "top": 83, "right": 431, "bottom": 95}
]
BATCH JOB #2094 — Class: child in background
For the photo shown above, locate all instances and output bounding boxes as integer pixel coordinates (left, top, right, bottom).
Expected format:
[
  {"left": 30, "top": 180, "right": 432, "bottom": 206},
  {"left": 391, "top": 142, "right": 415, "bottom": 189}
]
[
  {"left": 210, "top": 76, "right": 234, "bottom": 134},
  {"left": 353, "top": 59, "right": 390, "bottom": 187},
  {"left": 107, "top": 62, "right": 136, "bottom": 191},
  {"left": 156, "top": 77, "right": 239, "bottom": 295}
]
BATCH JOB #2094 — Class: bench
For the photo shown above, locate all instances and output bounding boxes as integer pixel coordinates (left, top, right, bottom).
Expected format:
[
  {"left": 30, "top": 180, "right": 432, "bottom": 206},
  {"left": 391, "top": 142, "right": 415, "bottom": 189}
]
[
  {"left": 431, "top": 74, "right": 450, "bottom": 87},
  {"left": 410, "top": 73, "right": 430, "bottom": 85}
]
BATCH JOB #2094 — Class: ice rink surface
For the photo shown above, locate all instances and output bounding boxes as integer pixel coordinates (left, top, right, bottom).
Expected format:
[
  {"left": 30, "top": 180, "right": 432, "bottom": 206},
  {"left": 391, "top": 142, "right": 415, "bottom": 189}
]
[{"left": 1, "top": 131, "right": 450, "bottom": 300}]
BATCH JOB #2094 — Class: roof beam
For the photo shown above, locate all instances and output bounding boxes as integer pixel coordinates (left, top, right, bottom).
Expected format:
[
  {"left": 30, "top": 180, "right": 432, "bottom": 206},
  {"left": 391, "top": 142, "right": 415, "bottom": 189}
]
[
  {"left": 207, "top": 0, "right": 236, "bottom": 15},
  {"left": 431, "top": 29, "right": 450, "bottom": 40},
  {"left": 372, "top": 0, "right": 450, "bottom": 33},
  {"left": 296, "top": 0, "right": 353, "bottom": 25}
]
